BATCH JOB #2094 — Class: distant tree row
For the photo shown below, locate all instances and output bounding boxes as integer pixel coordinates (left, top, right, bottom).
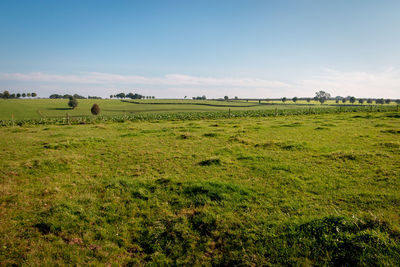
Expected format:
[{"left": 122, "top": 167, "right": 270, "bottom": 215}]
[
  {"left": 50, "top": 94, "right": 86, "bottom": 99},
  {"left": 1, "top": 90, "right": 37, "bottom": 98},
  {"left": 277, "top": 91, "right": 400, "bottom": 105},
  {"left": 110, "top": 93, "right": 154, "bottom": 99},
  {"left": 193, "top": 95, "right": 207, "bottom": 100}
]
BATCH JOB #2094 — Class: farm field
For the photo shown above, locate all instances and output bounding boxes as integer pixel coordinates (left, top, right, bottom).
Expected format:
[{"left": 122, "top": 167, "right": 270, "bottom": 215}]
[
  {"left": 1, "top": 110, "right": 400, "bottom": 265},
  {"left": 0, "top": 99, "right": 333, "bottom": 120}
]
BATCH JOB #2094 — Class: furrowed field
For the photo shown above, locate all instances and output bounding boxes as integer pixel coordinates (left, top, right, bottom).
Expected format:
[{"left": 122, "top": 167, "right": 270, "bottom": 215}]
[{"left": 1, "top": 102, "right": 400, "bottom": 265}]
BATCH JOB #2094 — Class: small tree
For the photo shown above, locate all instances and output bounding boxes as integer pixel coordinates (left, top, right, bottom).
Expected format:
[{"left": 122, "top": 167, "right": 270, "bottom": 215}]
[
  {"left": 27, "top": 93, "right": 31, "bottom": 97},
  {"left": 306, "top": 98, "right": 311, "bottom": 103},
  {"left": 314, "top": 91, "right": 330, "bottom": 104},
  {"left": 385, "top": 99, "right": 391, "bottom": 104},
  {"left": 292, "top": 97, "right": 298, "bottom": 103},
  {"left": 17, "top": 93, "right": 21, "bottom": 98},
  {"left": 68, "top": 96, "right": 78, "bottom": 109},
  {"left": 349, "top": 96, "right": 356, "bottom": 104},
  {"left": 342, "top": 98, "right": 347, "bottom": 104},
  {"left": 282, "top": 97, "right": 287, "bottom": 103},
  {"left": 91, "top": 104, "right": 100, "bottom": 115},
  {"left": 32, "top": 93, "right": 37, "bottom": 97},
  {"left": 22, "top": 93, "right": 26, "bottom": 97},
  {"left": 367, "top": 99, "right": 373, "bottom": 104},
  {"left": 2, "top": 90, "right": 10, "bottom": 99},
  {"left": 358, "top": 99, "right": 364, "bottom": 104},
  {"left": 335, "top": 99, "right": 339, "bottom": 104},
  {"left": 234, "top": 96, "right": 238, "bottom": 100},
  {"left": 224, "top": 96, "right": 229, "bottom": 101}
]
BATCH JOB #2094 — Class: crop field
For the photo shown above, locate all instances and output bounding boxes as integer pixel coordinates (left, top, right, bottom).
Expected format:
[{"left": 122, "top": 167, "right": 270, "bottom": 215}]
[
  {"left": 0, "top": 99, "right": 334, "bottom": 120},
  {"left": 1, "top": 108, "right": 400, "bottom": 265}
]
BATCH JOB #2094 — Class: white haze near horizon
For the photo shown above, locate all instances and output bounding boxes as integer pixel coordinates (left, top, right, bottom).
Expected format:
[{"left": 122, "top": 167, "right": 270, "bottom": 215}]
[{"left": 0, "top": 68, "right": 399, "bottom": 99}]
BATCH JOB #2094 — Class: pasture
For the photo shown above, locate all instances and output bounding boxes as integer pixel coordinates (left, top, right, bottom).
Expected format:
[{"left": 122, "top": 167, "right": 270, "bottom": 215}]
[
  {"left": 1, "top": 108, "right": 400, "bottom": 265},
  {"left": 0, "top": 99, "right": 336, "bottom": 120}
]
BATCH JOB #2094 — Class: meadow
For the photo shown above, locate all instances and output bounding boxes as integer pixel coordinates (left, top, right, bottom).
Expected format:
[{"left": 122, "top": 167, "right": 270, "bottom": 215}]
[
  {"left": 1, "top": 105, "right": 400, "bottom": 265},
  {"left": 0, "top": 98, "right": 344, "bottom": 120}
]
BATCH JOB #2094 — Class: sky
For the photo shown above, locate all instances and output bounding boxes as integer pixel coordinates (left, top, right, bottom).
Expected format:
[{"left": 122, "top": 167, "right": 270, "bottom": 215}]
[{"left": 0, "top": 0, "right": 399, "bottom": 99}]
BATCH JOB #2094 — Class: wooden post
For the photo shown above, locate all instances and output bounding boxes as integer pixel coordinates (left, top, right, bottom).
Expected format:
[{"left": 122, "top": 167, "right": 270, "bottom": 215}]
[
  {"left": 12, "top": 113, "right": 14, "bottom": 127},
  {"left": 66, "top": 113, "right": 70, "bottom": 125}
]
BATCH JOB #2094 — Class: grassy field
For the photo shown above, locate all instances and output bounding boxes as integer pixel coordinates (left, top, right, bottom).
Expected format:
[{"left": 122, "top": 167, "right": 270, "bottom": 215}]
[
  {"left": 1, "top": 110, "right": 400, "bottom": 265},
  {"left": 0, "top": 99, "right": 340, "bottom": 120}
]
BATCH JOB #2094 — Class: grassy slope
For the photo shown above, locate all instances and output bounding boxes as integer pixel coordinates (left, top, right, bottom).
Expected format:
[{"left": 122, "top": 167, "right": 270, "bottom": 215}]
[
  {"left": 1, "top": 111, "right": 400, "bottom": 265},
  {"left": 0, "top": 99, "right": 328, "bottom": 120}
]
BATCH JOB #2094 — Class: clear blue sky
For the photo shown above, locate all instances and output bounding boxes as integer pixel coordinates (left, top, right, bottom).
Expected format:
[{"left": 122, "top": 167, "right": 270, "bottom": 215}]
[{"left": 0, "top": 0, "right": 399, "bottom": 98}]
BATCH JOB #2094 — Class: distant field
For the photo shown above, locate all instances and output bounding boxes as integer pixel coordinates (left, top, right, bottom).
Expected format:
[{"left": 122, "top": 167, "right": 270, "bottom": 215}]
[
  {"left": 0, "top": 99, "right": 335, "bottom": 120},
  {"left": 1, "top": 111, "right": 400, "bottom": 265}
]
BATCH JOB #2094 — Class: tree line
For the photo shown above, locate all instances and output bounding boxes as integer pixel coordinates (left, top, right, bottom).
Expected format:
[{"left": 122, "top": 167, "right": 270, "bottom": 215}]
[
  {"left": 110, "top": 93, "right": 154, "bottom": 99},
  {"left": 1, "top": 90, "right": 37, "bottom": 98},
  {"left": 49, "top": 94, "right": 102, "bottom": 99}
]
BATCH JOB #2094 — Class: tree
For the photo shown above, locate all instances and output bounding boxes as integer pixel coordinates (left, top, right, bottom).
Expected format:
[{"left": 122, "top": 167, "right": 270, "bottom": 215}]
[
  {"left": 342, "top": 98, "right": 347, "bottom": 104},
  {"left": 292, "top": 97, "right": 298, "bottom": 103},
  {"left": 32, "top": 92, "right": 37, "bottom": 97},
  {"left": 367, "top": 99, "right": 373, "bottom": 104},
  {"left": 110, "top": 95, "right": 113, "bottom": 99},
  {"left": 17, "top": 93, "right": 21, "bottom": 98},
  {"left": 68, "top": 96, "right": 78, "bottom": 109},
  {"left": 22, "top": 93, "right": 26, "bottom": 97},
  {"left": 201, "top": 95, "right": 206, "bottom": 100},
  {"left": 2, "top": 90, "right": 10, "bottom": 99},
  {"left": 152, "top": 96, "right": 155, "bottom": 99},
  {"left": 385, "top": 99, "right": 391, "bottom": 104},
  {"left": 335, "top": 99, "right": 339, "bottom": 104},
  {"left": 349, "top": 96, "right": 356, "bottom": 104},
  {"left": 91, "top": 104, "right": 100, "bottom": 115},
  {"left": 224, "top": 96, "right": 229, "bottom": 101},
  {"left": 314, "top": 91, "right": 331, "bottom": 104},
  {"left": 306, "top": 98, "right": 311, "bottom": 103},
  {"left": 282, "top": 97, "right": 287, "bottom": 103},
  {"left": 395, "top": 100, "right": 400, "bottom": 105},
  {"left": 376, "top": 98, "right": 384, "bottom": 105},
  {"left": 27, "top": 93, "right": 31, "bottom": 97},
  {"left": 234, "top": 96, "right": 238, "bottom": 100},
  {"left": 358, "top": 99, "right": 364, "bottom": 104},
  {"left": 116, "top": 93, "right": 126, "bottom": 99}
]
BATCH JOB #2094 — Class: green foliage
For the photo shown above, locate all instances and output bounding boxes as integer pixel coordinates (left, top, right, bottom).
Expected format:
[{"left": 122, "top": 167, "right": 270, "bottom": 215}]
[
  {"left": 68, "top": 97, "right": 78, "bottom": 109},
  {"left": 90, "top": 104, "right": 100, "bottom": 115},
  {"left": 315, "top": 90, "right": 331, "bottom": 104}
]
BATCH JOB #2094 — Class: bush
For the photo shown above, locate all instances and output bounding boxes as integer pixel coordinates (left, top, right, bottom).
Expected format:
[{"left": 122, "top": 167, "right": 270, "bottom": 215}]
[
  {"left": 68, "top": 97, "right": 78, "bottom": 109},
  {"left": 91, "top": 104, "right": 100, "bottom": 115}
]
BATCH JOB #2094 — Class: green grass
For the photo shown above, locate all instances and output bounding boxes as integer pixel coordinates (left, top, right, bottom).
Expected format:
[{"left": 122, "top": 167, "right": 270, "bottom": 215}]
[
  {"left": 0, "top": 99, "right": 339, "bottom": 120},
  {"left": 1, "top": 111, "right": 400, "bottom": 265}
]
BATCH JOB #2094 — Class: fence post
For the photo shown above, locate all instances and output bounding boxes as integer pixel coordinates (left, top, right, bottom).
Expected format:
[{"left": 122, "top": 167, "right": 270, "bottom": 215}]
[
  {"left": 12, "top": 113, "right": 14, "bottom": 127},
  {"left": 66, "top": 113, "right": 70, "bottom": 125}
]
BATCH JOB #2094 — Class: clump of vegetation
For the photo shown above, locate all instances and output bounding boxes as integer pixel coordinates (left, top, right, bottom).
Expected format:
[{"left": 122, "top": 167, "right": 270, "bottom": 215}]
[
  {"left": 203, "top": 132, "right": 218, "bottom": 137},
  {"left": 68, "top": 96, "right": 78, "bottom": 109},
  {"left": 91, "top": 103, "right": 100, "bottom": 115},
  {"left": 199, "top": 158, "right": 221, "bottom": 166}
]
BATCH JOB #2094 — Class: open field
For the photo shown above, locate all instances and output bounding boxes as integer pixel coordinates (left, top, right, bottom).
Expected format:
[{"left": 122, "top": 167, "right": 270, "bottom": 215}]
[
  {"left": 0, "top": 99, "right": 361, "bottom": 120},
  {"left": 1, "top": 110, "right": 400, "bottom": 265}
]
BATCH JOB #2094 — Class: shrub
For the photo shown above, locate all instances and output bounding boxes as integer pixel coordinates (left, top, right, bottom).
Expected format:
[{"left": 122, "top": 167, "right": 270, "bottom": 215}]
[
  {"left": 91, "top": 104, "right": 100, "bottom": 115},
  {"left": 68, "top": 97, "right": 78, "bottom": 109}
]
